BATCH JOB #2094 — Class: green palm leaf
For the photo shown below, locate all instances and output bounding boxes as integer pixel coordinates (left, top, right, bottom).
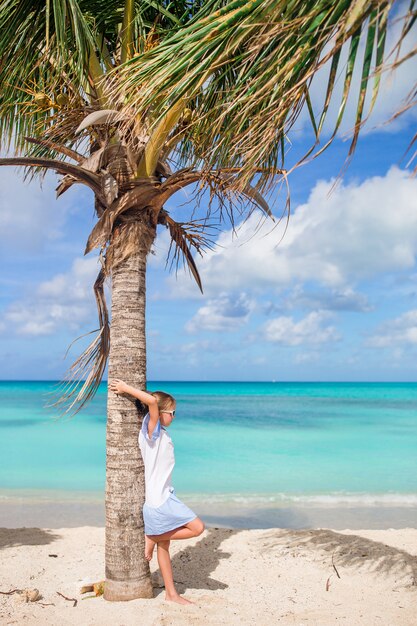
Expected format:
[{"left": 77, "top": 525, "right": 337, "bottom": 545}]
[{"left": 117, "top": 1, "right": 417, "bottom": 191}]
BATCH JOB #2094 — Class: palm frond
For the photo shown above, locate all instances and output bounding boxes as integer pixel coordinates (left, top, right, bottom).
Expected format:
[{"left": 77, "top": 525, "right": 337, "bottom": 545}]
[
  {"left": 120, "top": 0, "right": 135, "bottom": 63},
  {"left": 117, "top": 1, "right": 417, "bottom": 191},
  {"left": 158, "top": 209, "right": 216, "bottom": 293},
  {"left": 56, "top": 147, "right": 106, "bottom": 197},
  {"left": 24, "top": 136, "right": 84, "bottom": 162},
  {"left": 0, "top": 156, "right": 104, "bottom": 197},
  {"left": 0, "top": 0, "right": 96, "bottom": 152},
  {"left": 0, "top": 0, "right": 205, "bottom": 155},
  {"left": 44, "top": 266, "right": 110, "bottom": 418},
  {"left": 84, "top": 182, "right": 160, "bottom": 254},
  {"left": 215, "top": 172, "right": 273, "bottom": 220},
  {"left": 136, "top": 98, "right": 187, "bottom": 177}
]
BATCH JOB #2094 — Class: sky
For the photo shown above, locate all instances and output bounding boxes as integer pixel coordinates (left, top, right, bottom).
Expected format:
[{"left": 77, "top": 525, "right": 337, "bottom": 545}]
[{"left": 1, "top": 11, "right": 417, "bottom": 382}]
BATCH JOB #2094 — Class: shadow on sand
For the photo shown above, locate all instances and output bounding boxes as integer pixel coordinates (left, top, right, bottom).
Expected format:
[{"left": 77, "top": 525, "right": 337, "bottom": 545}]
[
  {"left": 152, "top": 525, "right": 416, "bottom": 596},
  {"left": 153, "top": 528, "right": 237, "bottom": 595},
  {"left": 259, "top": 528, "right": 417, "bottom": 585},
  {"left": 0, "top": 527, "right": 61, "bottom": 550}
]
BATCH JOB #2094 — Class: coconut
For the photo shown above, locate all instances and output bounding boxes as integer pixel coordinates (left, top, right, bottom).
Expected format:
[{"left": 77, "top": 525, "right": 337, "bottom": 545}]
[
  {"left": 181, "top": 108, "right": 192, "bottom": 125},
  {"left": 56, "top": 93, "right": 69, "bottom": 107},
  {"left": 33, "top": 93, "right": 50, "bottom": 107}
]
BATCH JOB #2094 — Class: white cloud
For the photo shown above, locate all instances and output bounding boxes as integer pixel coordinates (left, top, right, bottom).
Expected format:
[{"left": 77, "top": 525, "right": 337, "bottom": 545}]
[
  {"left": 186, "top": 292, "right": 254, "bottom": 333},
  {"left": 166, "top": 167, "right": 417, "bottom": 297},
  {"left": 263, "top": 311, "right": 339, "bottom": 346},
  {"left": 37, "top": 257, "right": 98, "bottom": 302},
  {"left": 1, "top": 256, "right": 103, "bottom": 336},
  {"left": 367, "top": 309, "right": 417, "bottom": 347}
]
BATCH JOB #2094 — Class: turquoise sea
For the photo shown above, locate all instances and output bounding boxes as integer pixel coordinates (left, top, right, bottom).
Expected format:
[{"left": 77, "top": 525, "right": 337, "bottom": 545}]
[{"left": 1, "top": 381, "right": 417, "bottom": 528}]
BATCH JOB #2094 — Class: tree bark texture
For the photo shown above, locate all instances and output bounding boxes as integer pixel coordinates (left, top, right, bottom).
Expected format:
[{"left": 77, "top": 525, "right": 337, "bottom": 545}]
[{"left": 104, "top": 230, "right": 154, "bottom": 601}]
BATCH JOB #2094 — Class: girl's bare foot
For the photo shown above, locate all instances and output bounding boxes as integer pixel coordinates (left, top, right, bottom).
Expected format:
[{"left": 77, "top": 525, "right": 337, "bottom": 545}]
[
  {"left": 165, "top": 592, "right": 193, "bottom": 605},
  {"left": 145, "top": 536, "right": 156, "bottom": 561}
]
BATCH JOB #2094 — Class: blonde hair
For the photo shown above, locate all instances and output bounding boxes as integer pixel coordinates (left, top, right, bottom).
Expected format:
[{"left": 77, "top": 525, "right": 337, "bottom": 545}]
[{"left": 150, "top": 390, "right": 175, "bottom": 412}]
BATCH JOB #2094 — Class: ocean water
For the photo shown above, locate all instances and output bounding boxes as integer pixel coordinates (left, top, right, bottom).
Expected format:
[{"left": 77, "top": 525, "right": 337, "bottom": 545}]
[{"left": 1, "top": 381, "right": 416, "bottom": 512}]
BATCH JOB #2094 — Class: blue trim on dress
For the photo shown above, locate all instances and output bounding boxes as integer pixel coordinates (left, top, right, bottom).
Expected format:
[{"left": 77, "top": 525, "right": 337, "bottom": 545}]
[
  {"left": 143, "top": 488, "right": 197, "bottom": 535},
  {"left": 141, "top": 412, "right": 161, "bottom": 442}
]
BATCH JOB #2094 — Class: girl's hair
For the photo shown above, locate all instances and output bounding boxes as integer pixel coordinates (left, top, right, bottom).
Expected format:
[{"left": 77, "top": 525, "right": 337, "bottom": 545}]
[{"left": 150, "top": 390, "right": 175, "bottom": 412}]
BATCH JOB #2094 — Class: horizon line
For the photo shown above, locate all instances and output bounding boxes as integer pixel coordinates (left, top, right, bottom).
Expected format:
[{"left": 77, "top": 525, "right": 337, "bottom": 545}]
[{"left": 1, "top": 379, "right": 417, "bottom": 384}]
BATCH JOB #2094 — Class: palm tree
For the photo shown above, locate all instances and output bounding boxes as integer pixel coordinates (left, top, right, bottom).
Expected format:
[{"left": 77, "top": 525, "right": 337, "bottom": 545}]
[{"left": 0, "top": 0, "right": 415, "bottom": 601}]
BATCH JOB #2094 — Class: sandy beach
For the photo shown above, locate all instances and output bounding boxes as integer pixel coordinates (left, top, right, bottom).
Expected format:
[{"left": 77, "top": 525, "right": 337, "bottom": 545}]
[{"left": 0, "top": 525, "right": 416, "bottom": 625}]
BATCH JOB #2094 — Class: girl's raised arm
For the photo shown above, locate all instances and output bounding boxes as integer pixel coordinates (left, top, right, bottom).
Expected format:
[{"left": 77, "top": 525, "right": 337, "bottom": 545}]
[{"left": 108, "top": 379, "right": 159, "bottom": 435}]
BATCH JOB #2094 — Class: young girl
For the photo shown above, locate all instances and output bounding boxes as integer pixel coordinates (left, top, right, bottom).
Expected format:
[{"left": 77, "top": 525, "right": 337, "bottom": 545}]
[{"left": 108, "top": 379, "right": 205, "bottom": 605}]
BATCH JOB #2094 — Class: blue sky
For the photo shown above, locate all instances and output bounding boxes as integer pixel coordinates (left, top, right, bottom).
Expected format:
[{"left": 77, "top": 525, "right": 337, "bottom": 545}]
[{"left": 1, "top": 17, "right": 417, "bottom": 382}]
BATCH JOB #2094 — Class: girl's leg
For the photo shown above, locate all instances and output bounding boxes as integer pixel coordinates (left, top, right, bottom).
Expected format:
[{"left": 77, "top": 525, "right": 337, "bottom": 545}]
[
  {"left": 157, "top": 540, "right": 193, "bottom": 605},
  {"left": 149, "top": 517, "right": 205, "bottom": 543},
  {"left": 145, "top": 535, "right": 156, "bottom": 561}
]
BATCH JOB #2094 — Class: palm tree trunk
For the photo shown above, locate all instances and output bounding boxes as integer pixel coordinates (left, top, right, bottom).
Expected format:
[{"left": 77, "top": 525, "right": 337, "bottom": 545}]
[{"left": 104, "top": 244, "right": 154, "bottom": 601}]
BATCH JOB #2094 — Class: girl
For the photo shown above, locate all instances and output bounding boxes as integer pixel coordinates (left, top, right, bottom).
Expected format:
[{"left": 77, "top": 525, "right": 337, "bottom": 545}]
[{"left": 108, "top": 379, "right": 205, "bottom": 605}]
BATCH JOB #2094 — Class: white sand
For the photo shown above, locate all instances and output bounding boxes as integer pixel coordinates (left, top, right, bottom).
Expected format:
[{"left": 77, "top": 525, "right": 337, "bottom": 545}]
[{"left": 0, "top": 526, "right": 416, "bottom": 625}]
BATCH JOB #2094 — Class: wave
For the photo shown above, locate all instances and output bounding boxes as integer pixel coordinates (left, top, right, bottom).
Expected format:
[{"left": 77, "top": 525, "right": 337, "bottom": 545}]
[
  {"left": 1, "top": 489, "right": 417, "bottom": 507},
  {"left": 0, "top": 488, "right": 103, "bottom": 504},
  {"left": 184, "top": 492, "right": 417, "bottom": 507}
]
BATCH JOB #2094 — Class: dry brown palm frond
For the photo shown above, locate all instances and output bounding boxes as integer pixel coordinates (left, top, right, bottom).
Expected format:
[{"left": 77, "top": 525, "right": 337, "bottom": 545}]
[
  {"left": 56, "top": 147, "right": 106, "bottom": 197},
  {"left": 25, "top": 107, "right": 94, "bottom": 166},
  {"left": 158, "top": 209, "right": 217, "bottom": 293},
  {"left": 24, "top": 136, "right": 84, "bottom": 163},
  {"left": 44, "top": 267, "right": 110, "bottom": 419},
  {"left": 25, "top": 103, "right": 125, "bottom": 169},
  {"left": 56, "top": 176, "right": 77, "bottom": 198},
  {"left": 84, "top": 182, "right": 161, "bottom": 256},
  {"left": 84, "top": 169, "right": 206, "bottom": 263},
  {"left": 0, "top": 156, "right": 105, "bottom": 202},
  {"left": 155, "top": 159, "right": 173, "bottom": 179}
]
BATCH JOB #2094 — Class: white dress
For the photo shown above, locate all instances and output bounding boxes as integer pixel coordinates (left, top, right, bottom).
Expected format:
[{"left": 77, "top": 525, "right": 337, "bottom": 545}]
[{"left": 138, "top": 412, "right": 197, "bottom": 535}]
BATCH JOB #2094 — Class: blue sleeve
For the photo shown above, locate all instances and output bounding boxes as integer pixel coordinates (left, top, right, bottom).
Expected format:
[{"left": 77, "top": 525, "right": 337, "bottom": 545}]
[{"left": 141, "top": 412, "right": 161, "bottom": 442}]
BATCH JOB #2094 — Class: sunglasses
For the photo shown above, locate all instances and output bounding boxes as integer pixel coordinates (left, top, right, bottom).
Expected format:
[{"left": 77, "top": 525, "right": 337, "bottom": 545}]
[{"left": 162, "top": 410, "right": 176, "bottom": 417}]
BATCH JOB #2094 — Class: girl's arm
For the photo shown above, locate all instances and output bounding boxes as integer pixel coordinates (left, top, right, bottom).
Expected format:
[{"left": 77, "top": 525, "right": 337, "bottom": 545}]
[
  {"left": 109, "top": 379, "right": 156, "bottom": 405},
  {"left": 108, "top": 379, "right": 159, "bottom": 437}
]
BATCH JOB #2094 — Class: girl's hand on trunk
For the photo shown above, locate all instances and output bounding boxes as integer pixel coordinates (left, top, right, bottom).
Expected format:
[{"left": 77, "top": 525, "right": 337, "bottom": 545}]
[{"left": 109, "top": 379, "right": 128, "bottom": 395}]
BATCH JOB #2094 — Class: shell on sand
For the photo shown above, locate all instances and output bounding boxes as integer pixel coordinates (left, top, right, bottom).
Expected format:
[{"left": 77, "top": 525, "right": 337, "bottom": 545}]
[{"left": 14, "top": 589, "right": 41, "bottom": 603}]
